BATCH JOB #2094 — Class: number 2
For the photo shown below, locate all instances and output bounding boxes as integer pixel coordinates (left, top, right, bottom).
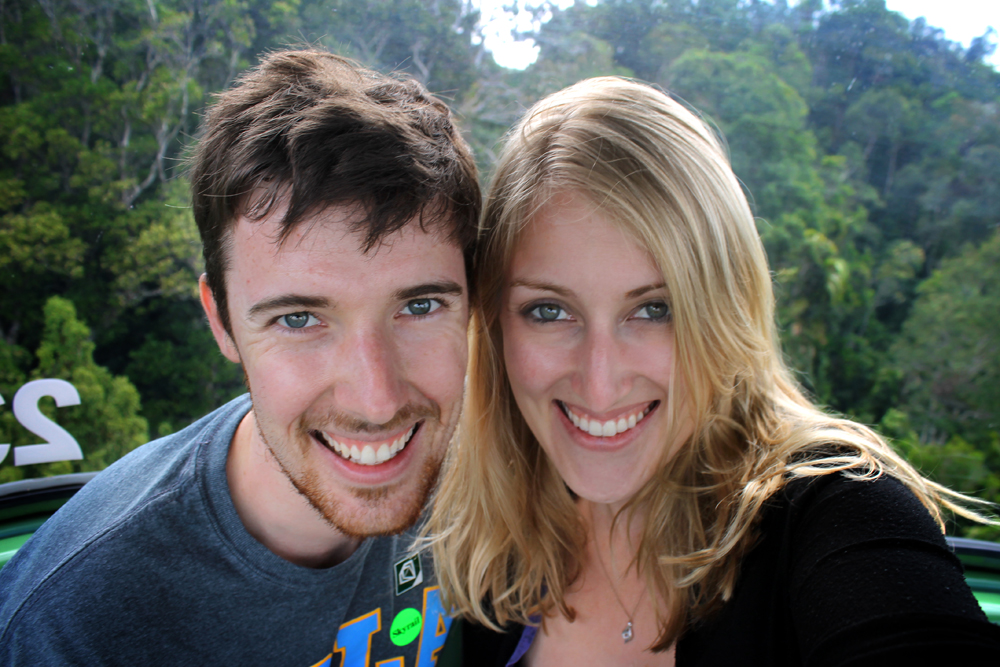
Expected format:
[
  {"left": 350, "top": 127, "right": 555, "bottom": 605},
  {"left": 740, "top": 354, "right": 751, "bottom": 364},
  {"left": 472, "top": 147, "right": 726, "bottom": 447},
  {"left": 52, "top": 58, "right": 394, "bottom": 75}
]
[{"left": 0, "top": 379, "right": 83, "bottom": 466}]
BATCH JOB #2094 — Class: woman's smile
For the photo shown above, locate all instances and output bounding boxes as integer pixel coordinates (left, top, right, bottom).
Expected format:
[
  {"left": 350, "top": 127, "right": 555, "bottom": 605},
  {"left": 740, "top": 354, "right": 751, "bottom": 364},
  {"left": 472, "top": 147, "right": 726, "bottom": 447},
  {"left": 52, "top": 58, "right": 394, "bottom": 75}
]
[
  {"left": 553, "top": 399, "right": 661, "bottom": 454},
  {"left": 558, "top": 399, "right": 658, "bottom": 438}
]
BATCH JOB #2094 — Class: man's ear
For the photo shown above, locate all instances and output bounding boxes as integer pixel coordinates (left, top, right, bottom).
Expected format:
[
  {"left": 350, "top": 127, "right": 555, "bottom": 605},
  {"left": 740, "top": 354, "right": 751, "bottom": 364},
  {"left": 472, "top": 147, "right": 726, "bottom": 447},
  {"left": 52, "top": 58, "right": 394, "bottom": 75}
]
[{"left": 199, "top": 274, "right": 241, "bottom": 363}]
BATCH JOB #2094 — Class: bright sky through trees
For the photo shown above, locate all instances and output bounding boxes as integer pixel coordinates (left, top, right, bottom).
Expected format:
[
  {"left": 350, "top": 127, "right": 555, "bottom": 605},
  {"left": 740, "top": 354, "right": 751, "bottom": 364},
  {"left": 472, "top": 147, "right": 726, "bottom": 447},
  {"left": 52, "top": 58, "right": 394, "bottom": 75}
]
[
  {"left": 884, "top": 0, "right": 998, "bottom": 62},
  {"left": 474, "top": 0, "right": 999, "bottom": 70},
  {"left": 473, "top": 0, "right": 580, "bottom": 68}
]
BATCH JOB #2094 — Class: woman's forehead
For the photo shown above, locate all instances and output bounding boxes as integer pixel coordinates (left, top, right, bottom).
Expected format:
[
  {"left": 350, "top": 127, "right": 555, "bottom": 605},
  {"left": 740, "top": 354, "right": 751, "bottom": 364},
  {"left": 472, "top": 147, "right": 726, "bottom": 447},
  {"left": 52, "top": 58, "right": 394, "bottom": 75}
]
[{"left": 506, "top": 195, "right": 663, "bottom": 292}]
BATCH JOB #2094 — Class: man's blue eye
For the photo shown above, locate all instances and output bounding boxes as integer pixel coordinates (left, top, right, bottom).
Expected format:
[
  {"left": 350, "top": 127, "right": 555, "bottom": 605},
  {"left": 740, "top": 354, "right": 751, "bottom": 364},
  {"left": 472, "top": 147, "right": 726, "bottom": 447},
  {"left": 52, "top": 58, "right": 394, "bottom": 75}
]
[
  {"left": 530, "top": 304, "right": 565, "bottom": 321},
  {"left": 280, "top": 312, "right": 315, "bottom": 329},
  {"left": 402, "top": 299, "right": 439, "bottom": 316}
]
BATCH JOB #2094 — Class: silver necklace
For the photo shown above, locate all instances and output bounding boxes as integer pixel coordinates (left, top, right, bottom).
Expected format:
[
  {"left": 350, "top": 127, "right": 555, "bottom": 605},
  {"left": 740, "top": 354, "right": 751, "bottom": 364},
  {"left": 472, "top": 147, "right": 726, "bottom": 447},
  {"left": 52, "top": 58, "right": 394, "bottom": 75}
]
[{"left": 593, "top": 542, "right": 645, "bottom": 643}]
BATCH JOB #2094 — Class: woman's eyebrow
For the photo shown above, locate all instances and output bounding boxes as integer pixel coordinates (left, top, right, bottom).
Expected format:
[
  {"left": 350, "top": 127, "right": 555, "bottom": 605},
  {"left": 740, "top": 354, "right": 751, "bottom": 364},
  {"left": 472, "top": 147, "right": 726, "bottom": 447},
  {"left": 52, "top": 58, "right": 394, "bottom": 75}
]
[
  {"left": 625, "top": 283, "right": 667, "bottom": 299},
  {"left": 508, "top": 279, "right": 573, "bottom": 298}
]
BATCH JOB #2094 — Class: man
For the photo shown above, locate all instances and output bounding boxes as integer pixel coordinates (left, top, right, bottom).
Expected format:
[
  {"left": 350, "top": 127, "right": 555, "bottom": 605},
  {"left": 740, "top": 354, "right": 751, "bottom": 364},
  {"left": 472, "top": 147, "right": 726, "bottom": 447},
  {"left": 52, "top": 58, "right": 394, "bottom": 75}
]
[{"left": 0, "top": 50, "right": 480, "bottom": 666}]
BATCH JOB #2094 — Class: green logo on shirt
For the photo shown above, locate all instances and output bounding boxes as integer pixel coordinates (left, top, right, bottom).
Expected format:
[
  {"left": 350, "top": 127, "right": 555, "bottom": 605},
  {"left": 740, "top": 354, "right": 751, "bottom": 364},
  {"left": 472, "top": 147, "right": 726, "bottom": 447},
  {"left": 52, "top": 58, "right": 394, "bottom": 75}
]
[
  {"left": 389, "top": 608, "right": 423, "bottom": 646},
  {"left": 393, "top": 553, "right": 423, "bottom": 595}
]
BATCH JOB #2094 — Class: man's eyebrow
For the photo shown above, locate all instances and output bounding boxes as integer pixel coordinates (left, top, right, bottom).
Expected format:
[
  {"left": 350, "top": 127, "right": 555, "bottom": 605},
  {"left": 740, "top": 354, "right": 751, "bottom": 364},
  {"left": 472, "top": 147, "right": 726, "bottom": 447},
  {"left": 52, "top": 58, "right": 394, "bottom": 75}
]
[
  {"left": 625, "top": 283, "right": 667, "bottom": 299},
  {"left": 247, "top": 295, "right": 331, "bottom": 318},
  {"left": 394, "top": 281, "right": 465, "bottom": 301},
  {"left": 508, "top": 279, "right": 573, "bottom": 298}
]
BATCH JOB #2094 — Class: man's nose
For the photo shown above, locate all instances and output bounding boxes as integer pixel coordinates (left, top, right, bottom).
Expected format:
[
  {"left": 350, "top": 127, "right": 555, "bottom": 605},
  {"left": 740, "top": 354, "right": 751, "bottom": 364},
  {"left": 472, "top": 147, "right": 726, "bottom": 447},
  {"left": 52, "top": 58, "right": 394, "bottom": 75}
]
[{"left": 334, "top": 325, "right": 407, "bottom": 426}]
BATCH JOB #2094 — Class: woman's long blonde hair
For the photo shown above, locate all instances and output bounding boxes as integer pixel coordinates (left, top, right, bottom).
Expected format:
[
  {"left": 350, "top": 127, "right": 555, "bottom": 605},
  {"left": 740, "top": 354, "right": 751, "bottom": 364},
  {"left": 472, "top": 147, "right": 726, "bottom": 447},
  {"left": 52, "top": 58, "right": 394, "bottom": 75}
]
[{"left": 426, "top": 76, "right": 987, "bottom": 651}]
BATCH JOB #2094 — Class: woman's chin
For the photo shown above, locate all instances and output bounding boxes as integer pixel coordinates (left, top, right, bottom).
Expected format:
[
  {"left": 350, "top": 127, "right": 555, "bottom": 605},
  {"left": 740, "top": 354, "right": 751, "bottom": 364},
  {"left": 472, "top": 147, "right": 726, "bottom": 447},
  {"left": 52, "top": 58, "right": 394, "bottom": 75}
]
[{"left": 563, "top": 475, "right": 645, "bottom": 509}]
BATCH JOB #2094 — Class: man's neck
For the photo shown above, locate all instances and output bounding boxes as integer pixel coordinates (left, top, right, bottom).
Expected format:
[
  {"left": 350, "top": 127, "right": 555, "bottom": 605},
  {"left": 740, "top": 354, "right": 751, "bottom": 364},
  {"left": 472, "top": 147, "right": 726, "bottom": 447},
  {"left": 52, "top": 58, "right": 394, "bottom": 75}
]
[{"left": 226, "top": 411, "right": 361, "bottom": 568}]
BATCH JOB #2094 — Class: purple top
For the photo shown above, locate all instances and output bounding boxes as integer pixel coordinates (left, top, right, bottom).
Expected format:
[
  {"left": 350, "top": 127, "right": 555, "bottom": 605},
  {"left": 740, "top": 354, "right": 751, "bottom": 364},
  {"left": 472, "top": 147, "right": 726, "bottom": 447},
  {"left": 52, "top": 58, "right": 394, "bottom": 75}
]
[{"left": 506, "top": 624, "right": 538, "bottom": 666}]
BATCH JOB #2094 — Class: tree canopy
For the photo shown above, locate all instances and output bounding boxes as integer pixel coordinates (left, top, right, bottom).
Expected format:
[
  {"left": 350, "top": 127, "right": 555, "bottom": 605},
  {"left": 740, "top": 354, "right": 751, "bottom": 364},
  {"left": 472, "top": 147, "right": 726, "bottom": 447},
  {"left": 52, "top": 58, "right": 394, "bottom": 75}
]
[{"left": 2, "top": 0, "right": 997, "bottom": 533}]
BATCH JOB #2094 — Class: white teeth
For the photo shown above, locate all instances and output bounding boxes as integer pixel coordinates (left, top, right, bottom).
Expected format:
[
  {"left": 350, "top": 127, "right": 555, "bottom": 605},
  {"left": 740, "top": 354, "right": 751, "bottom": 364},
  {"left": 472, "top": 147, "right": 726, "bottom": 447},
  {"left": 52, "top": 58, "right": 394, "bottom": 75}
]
[
  {"left": 563, "top": 404, "right": 652, "bottom": 438},
  {"left": 323, "top": 423, "right": 417, "bottom": 465}
]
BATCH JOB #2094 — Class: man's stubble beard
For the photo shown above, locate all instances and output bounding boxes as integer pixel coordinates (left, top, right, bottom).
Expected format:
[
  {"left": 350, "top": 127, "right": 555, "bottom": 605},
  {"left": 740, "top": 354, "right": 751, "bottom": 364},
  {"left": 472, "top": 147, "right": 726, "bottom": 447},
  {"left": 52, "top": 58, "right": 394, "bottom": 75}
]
[
  {"left": 287, "top": 440, "right": 445, "bottom": 539},
  {"left": 253, "top": 400, "right": 459, "bottom": 539}
]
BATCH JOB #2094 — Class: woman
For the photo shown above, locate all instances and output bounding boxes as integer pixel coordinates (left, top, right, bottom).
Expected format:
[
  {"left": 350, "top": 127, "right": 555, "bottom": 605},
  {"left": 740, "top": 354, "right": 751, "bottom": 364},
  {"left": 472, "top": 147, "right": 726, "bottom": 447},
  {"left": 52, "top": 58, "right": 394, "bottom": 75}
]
[{"left": 426, "top": 77, "right": 999, "bottom": 665}]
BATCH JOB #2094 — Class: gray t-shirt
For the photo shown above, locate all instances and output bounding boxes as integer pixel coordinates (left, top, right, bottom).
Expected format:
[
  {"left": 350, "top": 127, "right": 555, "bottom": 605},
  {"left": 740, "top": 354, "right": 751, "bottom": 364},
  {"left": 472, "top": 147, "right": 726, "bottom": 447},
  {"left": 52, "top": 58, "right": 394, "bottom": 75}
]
[{"left": 0, "top": 395, "right": 451, "bottom": 666}]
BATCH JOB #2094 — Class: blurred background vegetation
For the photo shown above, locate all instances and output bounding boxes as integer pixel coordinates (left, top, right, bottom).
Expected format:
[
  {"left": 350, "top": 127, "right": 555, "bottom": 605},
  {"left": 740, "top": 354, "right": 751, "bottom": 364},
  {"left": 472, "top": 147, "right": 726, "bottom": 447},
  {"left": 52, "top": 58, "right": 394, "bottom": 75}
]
[{"left": 0, "top": 0, "right": 997, "bottom": 536}]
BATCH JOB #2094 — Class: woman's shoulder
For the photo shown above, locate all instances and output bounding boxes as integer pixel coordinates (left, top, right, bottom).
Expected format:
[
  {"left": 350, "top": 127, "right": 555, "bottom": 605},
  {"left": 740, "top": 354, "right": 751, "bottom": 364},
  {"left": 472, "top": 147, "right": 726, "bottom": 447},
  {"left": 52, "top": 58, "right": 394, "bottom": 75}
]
[
  {"left": 776, "top": 471, "right": 947, "bottom": 554},
  {"left": 678, "top": 471, "right": 1000, "bottom": 665},
  {"left": 781, "top": 468, "right": 918, "bottom": 504},
  {"left": 767, "top": 471, "right": 997, "bottom": 662}
]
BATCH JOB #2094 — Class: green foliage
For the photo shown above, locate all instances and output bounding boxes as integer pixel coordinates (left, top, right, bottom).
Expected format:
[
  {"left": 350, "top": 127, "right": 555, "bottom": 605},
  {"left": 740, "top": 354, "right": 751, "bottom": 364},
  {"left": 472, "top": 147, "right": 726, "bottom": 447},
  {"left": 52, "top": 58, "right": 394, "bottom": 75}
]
[
  {"left": 299, "top": 0, "right": 481, "bottom": 99},
  {"left": 0, "top": 297, "right": 148, "bottom": 483},
  {"left": 0, "top": 0, "right": 291, "bottom": 450},
  {"left": 104, "top": 179, "right": 203, "bottom": 309},
  {"left": 884, "top": 409, "right": 999, "bottom": 498},
  {"left": 665, "top": 49, "right": 815, "bottom": 215},
  {"left": 123, "top": 299, "right": 245, "bottom": 438},
  {"left": 524, "top": 31, "right": 632, "bottom": 100},
  {"left": 296, "top": 0, "right": 495, "bottom": 173},
  {"left": 882, "top": 408, "right": 1000, "bottom": 539},
  {"left": 891, "top": 232, "right": 1000, "bottom": 447}
]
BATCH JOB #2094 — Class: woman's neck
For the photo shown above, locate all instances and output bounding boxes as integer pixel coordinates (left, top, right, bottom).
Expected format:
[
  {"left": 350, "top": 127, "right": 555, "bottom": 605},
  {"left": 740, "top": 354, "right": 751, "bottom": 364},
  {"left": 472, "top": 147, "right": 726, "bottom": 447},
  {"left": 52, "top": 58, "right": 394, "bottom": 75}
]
[
  {"left": 522, "top": 498, "right": 675, "bottom": 666},
  {"left": 578, "top": 497, "right": 644, "bottom": 562}
]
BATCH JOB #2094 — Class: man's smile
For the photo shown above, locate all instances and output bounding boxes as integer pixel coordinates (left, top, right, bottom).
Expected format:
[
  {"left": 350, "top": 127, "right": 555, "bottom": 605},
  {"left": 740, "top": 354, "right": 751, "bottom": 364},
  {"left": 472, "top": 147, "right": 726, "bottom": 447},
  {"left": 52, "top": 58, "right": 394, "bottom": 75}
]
[{"left": 312, "top": 423, "right": 421, "bottom": 466}]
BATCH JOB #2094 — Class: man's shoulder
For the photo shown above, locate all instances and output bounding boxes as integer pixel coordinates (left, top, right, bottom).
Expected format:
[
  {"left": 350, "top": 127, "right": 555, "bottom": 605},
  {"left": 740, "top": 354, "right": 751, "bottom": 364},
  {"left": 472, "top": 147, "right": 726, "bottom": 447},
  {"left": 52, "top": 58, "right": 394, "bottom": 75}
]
[
  {"left": 21, "top": 393, "right": 251, "bottom": 541},
  {"left": 81, "top": 393, "right": 252, "bottom": 506},
  {"left": 0, "top": 396, "right": 252, "bottom": 638}
]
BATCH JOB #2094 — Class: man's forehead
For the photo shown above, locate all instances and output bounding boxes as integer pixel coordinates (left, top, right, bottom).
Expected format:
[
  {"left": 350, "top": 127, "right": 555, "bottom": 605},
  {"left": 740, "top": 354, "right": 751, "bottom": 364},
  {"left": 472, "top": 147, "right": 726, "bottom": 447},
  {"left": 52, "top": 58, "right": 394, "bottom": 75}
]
[
  {"left": 230, "top": 206, "right": 459, "bottom": 258},
  {"left": 224, "top": 207, "right": 466, "bottom": 309}
]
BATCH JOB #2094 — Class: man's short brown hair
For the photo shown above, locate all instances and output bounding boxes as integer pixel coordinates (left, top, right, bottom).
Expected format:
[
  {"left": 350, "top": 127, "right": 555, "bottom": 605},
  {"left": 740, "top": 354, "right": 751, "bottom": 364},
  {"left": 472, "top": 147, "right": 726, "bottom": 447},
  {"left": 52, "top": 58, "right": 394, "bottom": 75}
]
[{"left": 190, "top": 49, "right": 481, "bottom": 336}]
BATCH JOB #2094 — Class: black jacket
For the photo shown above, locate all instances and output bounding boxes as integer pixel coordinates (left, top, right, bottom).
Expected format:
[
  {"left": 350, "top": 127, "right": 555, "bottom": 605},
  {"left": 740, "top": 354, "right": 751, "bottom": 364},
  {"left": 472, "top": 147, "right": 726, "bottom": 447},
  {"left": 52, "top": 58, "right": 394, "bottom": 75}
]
[{"left": 455, "top": 474, "right": 1000, "bottom": 666}]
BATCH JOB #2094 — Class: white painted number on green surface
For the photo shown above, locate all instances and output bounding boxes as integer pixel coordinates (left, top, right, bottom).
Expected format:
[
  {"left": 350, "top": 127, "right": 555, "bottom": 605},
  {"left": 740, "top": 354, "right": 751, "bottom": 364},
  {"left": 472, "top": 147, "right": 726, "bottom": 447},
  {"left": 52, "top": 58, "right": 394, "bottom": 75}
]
[{"left": 0, "top": 379, "right": 82, "bottom": 466}]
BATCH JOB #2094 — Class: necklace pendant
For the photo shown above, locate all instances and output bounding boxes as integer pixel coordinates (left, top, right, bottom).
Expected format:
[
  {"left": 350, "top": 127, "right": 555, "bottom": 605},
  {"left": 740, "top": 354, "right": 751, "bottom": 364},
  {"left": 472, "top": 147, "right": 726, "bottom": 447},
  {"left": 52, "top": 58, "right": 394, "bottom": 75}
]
[{"left": 622, "top": 621, "right": 634, "bottom": 643}]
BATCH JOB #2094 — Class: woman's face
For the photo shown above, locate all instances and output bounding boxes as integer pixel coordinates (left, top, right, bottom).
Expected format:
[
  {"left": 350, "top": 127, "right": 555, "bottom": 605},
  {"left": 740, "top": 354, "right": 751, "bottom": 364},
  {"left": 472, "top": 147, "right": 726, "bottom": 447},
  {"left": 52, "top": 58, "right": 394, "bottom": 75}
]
[{"left": 500, "top": 190, "right": 690, "bottom": 508}]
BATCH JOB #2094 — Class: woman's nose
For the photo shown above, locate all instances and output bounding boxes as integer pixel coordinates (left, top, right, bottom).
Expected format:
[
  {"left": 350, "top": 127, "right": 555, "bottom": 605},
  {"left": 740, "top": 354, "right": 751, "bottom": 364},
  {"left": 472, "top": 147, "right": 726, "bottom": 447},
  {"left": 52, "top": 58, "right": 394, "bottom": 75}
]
[{"left": 574, "top": 326, "right": 629, "bottom": 413}]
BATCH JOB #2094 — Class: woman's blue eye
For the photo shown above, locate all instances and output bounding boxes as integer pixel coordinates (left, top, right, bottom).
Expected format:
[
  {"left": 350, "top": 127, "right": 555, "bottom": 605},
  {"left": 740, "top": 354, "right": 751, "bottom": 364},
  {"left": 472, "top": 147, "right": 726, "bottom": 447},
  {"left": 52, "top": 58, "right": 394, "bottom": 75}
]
[
  {"left": 530, "top": 304, "right": 566, "bottom": 321},
  {"left": 635, "top": 302, "right": 670, "bottom": 321},
  {"left": 401, "top": 299, "right": 440, "bottom": 316},
  {"left": 279, "top": 312, "right": 317, "bottom": 329}
]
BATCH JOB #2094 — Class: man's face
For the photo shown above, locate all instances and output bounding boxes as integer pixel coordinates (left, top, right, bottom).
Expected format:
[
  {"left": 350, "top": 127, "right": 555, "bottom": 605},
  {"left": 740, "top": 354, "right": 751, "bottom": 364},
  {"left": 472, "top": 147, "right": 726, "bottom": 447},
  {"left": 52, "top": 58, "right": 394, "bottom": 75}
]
[{"left": 205, "top": 205, "right": 468, "bottom": 537}]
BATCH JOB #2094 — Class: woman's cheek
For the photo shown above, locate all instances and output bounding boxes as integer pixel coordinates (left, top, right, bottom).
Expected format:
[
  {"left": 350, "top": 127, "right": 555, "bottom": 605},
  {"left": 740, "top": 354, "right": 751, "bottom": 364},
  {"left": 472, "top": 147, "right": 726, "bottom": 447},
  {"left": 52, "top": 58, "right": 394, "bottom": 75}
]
[{"left": 506, "top": 335, "right": 570, "bottom": 417}]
